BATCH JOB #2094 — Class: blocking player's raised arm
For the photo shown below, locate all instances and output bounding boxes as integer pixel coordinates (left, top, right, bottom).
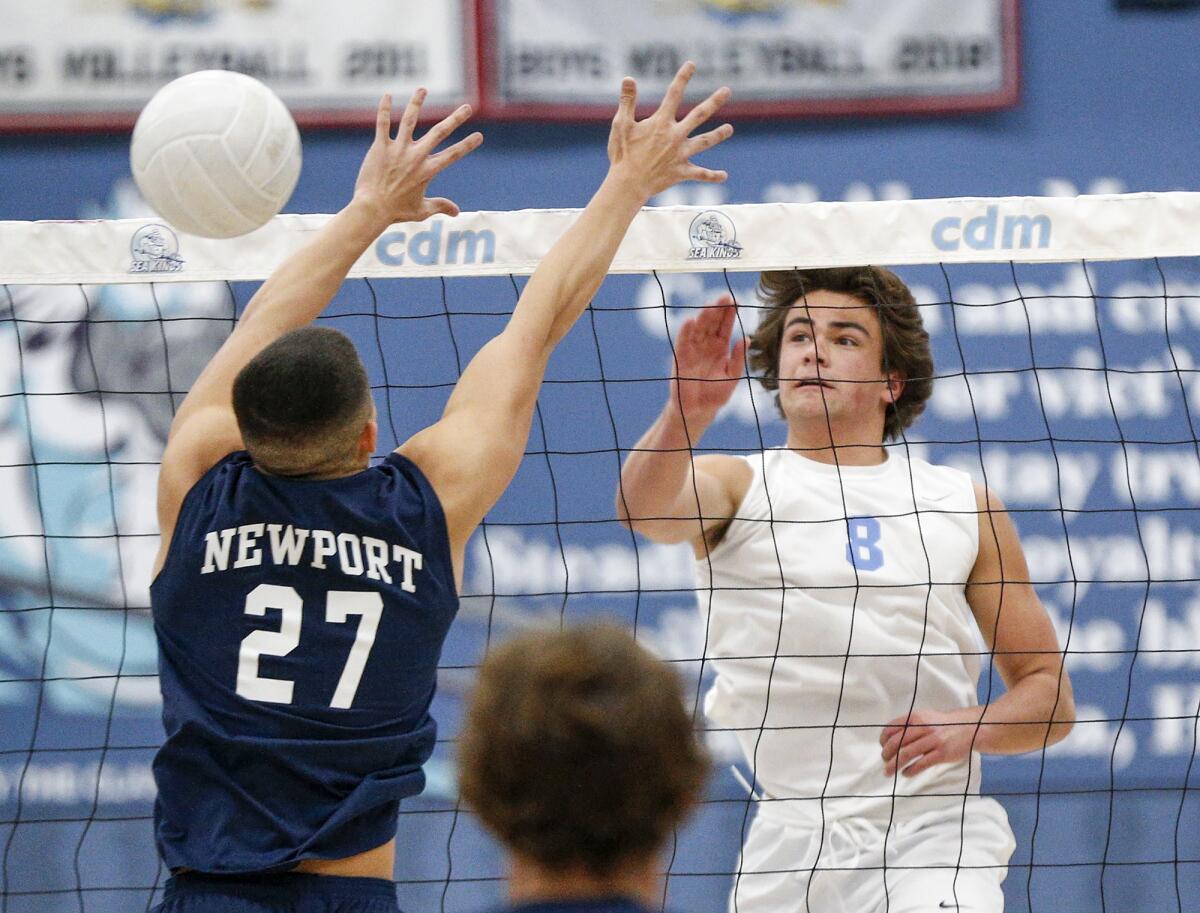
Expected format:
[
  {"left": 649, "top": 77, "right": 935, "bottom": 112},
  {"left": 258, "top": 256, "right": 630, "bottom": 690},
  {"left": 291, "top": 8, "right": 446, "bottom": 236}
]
[
  {"left": 398, "top": 63, "right": 733, "bottom": 576},
  {"left": 154, "top": 90, "right": 481, "bottom": 574},
  {"left": 617, "top": 297, "right": 751, "bottom": 549}
]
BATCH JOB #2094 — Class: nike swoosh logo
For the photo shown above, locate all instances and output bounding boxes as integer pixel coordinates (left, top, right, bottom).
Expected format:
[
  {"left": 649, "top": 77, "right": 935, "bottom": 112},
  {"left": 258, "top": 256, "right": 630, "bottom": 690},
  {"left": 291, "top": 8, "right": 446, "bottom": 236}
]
[{"left": 938, "top": 903, "right": 972, "bottom": 910}]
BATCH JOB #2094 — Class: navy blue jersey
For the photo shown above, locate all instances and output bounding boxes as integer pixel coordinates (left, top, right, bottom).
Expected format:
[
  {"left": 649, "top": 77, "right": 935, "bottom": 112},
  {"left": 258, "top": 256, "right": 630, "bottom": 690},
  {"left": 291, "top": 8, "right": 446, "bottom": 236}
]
[{"left": 150, "top": 451, "right": 458, "bottom": 874}]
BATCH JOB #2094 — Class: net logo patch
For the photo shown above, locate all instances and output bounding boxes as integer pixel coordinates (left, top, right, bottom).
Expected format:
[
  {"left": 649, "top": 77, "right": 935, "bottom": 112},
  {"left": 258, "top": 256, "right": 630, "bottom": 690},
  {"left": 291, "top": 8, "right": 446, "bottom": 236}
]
[
  {"left": 932, "top": 204, "right": 1052, "bottom": 252},
  {"left": 129, "top": 224, "right": 185, "bottom": 274},
  {"left": 688, "top": 210, "right": 743, "bottom": 260},
  {"left": 375, "top": 221, "right": 496, "bottom": 267}
]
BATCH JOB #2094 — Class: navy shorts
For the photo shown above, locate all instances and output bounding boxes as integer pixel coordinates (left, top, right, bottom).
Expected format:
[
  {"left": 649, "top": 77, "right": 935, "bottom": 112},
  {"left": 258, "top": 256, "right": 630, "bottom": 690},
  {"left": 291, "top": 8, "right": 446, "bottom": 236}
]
[{"left": 152, "top": 872, "right": 401, "bottom": 913}]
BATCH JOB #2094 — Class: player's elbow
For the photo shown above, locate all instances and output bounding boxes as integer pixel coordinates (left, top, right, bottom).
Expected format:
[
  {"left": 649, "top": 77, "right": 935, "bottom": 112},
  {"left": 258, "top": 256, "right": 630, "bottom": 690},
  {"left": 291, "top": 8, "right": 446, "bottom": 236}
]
[
  {"left": 625, "top": 519, "right": 697, "bottom": 545},
  {"left": 615, "top": 502, "right": 695, "bottom": 544},
  {"left": 1045, "top": 712, "right": 1075, "bottom": 748},
  {"left": 614, "top": 483, "right": 695, "bottom": 544},
  {"left": 504, "top": 307, "right": 558, "bottom": 362},
  {"left": 613, "top": 477, "right": 646, "bottom": 532},
  {"left": 1044, "top": 672, "right": 1077, "bottom": 747},
  {"left": 614, "top": 484, "right": 633, "bottom": 528},
  {"left": 615, "top": 506, "right": 690, "bottom": 544}
]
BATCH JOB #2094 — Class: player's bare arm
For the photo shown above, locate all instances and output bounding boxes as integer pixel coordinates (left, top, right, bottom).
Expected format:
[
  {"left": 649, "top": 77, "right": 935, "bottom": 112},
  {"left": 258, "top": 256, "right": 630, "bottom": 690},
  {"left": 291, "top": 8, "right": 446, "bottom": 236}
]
[
  {"left": 154, "top": 89, "right": 482, "bottom": 574},
  {"left": 616, "top": 295, "right": 752, "bottom": 553},
  {"left": 880, "top": 483, "right": 1076, "bottom": 778},
  {"left": 399, "top": 62, "right": 734, "bottom": 582}
]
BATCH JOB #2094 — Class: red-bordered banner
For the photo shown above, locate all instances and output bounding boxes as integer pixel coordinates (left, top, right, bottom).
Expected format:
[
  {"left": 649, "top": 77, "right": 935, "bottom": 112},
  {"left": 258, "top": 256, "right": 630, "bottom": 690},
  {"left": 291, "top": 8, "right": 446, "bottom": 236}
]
[
  {"left": 0, "top": 0, "right": 477, "bottom": 132},
  {"left": 479, "top": 0, "right": 1020, "bottom": 120},
  {"left": 0, "top": 0, "right": 1018, "bottom": 133}
]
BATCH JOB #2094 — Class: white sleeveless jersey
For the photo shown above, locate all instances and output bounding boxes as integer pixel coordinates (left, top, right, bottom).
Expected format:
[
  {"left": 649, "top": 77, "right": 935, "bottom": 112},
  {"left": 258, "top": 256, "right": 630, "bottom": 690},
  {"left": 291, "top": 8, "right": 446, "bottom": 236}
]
[{"left": 696, "top": 448, "right": 984, "bottom": 824}]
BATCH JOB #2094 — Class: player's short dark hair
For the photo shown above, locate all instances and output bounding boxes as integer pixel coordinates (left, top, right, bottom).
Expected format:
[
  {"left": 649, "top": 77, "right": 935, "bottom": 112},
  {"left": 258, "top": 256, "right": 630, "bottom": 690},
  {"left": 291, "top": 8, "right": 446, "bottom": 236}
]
[
  {"left": 232, "top": 326, "right": 372, "bottom": 473},
  {"left": 458, "top": 624, "right": 708, "bottom": 877},
  {"left": 747, "top": 267, "right": 934, "bottom": 441}
]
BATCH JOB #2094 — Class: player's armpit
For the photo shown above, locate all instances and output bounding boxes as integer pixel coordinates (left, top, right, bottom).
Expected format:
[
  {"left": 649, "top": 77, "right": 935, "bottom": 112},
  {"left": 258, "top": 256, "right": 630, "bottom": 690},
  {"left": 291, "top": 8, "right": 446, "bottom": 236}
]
[
  {"left": 616, "top": 452, "right": 749, "bottom": 549},
  {"left": 154, "top": 405, "right": 244, "bottom": 576},
  {"left": 691, "top": 453, "right": 751, "bottom": 546}
]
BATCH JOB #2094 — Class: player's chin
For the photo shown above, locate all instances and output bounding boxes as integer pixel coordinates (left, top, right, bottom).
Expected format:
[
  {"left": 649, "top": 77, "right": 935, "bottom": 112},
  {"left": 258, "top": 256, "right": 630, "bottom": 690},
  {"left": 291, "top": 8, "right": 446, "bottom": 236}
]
[{"left": 780, "top": 393, "right": 838, "bottom": 423}]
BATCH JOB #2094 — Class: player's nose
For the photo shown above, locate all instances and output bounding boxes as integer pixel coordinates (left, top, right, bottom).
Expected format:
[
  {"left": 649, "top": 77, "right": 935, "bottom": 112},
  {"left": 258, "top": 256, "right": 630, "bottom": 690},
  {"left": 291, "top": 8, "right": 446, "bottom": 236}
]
[{"left": 801, "top": 338, "right": 827, "bottom": 366}]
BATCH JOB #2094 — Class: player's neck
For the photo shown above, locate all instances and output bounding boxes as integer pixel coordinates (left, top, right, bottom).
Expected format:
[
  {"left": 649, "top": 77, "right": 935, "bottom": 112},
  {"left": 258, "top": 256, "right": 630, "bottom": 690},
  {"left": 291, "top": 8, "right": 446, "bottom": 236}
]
[
  {"left": 507, "top": 854, "right": 658, "bottom": 908},
  {"left": 257, "top": 462, "right": 367, "bottom": 480},
  {"left": 253, "top": 450, "right": 372, "bottom": 481},
  {"left": 785, "top": 421, "right": 888, "bottom": 467},
  {"left": 294, "top": 459, "right": 371, "bottom": 480}
]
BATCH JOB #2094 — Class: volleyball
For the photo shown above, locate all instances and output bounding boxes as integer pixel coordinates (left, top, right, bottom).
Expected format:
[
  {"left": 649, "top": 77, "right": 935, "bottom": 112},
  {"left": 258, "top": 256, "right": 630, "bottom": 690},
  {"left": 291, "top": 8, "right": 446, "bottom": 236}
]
[{"left": 130, "top": 70, "right": 302, "bottom": 239}]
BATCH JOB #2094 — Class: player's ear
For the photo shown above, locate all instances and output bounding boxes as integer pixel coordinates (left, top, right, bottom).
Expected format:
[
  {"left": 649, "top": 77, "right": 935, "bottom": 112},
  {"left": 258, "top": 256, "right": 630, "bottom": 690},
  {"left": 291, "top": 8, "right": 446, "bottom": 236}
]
[
  {"left": 884, "top": 371, "right": 905, "bottom": 405},
  {"left": 359, "top": 419, "right": 378, "bottom": 459}
]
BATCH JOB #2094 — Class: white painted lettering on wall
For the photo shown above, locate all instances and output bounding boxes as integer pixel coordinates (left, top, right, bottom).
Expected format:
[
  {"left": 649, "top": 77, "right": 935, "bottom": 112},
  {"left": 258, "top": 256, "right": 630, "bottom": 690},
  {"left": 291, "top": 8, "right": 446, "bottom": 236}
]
[{"left": 467, "top": 528, "right": 694, "bottom": 596}]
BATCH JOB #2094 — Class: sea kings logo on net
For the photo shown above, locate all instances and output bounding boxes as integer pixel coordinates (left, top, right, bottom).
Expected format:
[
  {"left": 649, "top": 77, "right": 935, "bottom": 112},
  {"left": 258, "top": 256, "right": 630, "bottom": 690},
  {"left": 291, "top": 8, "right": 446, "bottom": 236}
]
[
  {"left": 687, "top": 210, "right": 743, "bottom": 260},
  {"left": 129, "top": 223, "right": 185, "bottom": 274}
]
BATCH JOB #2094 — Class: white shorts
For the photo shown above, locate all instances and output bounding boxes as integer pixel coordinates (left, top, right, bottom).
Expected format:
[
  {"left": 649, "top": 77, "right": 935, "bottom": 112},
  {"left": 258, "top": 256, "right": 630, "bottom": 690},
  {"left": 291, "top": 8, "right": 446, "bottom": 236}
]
[{"left": 731, "top": 797, "right": 1016, "bottom": 913}]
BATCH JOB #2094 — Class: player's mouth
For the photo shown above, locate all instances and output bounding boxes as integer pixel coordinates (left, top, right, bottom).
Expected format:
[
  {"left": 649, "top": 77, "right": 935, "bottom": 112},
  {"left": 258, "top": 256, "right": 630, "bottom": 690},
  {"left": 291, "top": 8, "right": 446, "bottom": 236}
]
[{"left": 793, "top": 378, "right": 834, "bottom": 390}]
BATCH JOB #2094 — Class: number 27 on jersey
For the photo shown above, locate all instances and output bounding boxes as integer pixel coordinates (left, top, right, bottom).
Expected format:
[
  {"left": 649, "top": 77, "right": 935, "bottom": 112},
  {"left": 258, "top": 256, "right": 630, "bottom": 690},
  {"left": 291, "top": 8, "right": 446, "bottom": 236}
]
[{"left": 236, "top": 583, "right": 381, "bottom": 710}]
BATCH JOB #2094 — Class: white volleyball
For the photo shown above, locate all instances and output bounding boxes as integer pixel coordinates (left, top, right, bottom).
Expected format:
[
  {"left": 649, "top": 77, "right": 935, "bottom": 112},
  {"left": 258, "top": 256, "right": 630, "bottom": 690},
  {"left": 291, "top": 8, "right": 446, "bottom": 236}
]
[{"left": 130, "top": 70, "right": 302, "bottom": 239}]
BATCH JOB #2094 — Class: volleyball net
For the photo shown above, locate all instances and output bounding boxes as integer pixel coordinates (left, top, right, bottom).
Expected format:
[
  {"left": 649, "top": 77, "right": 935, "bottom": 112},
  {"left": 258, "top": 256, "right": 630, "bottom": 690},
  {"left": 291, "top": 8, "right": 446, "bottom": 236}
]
[{"left": 1, "top": 193, "right": 1199, "bottom": 913}]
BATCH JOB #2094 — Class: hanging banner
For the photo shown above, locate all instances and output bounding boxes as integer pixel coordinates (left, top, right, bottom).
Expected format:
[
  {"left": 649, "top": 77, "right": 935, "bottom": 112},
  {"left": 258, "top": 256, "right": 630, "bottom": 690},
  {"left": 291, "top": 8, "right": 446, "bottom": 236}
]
[
  {"left": 0, "top": 0, "right": 475, "bottom": 131},
  {"left": 482, "top": 0, "right": 1019, "bottom": 119}
]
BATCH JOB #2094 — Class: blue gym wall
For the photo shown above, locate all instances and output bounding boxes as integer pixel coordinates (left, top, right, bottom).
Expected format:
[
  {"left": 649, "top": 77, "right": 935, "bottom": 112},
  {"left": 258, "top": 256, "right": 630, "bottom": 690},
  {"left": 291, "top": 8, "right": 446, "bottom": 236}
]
[{"left": 1, "top": 3, "right": 1199, "bottom": 912}]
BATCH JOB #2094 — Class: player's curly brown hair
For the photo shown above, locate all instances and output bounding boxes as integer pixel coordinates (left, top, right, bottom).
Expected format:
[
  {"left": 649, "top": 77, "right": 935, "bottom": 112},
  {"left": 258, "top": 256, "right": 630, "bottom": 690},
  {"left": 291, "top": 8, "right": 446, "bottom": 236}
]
[
  {"left": 458, "top": 624, "right": 708, "bottom": 876},
  {"left": 747, "top": 267, "right": 933, "bottom": 441}
]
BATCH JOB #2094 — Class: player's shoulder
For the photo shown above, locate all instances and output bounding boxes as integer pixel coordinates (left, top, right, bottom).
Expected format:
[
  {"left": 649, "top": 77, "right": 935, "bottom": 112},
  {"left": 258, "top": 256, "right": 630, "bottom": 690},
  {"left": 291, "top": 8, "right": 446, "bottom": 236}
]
[
  {"left": 373, "top": 448, "right": 451, "bottom": 506},
  {"left": 694, "top": 451, "right": 755, "bottom": 500},
  {"left": 159, "top": 405, "right": 246, "bottom": 506},
  {"left": 166, "top": 448, "right": 251, "bottom": 514},
  {"left": 971, "top": 479, "right": 1007, "bottom": 513},
  {"left": 153, "top": 449, "right": 252, "bottom": 581},
  {"left": 900, "top": 452, "right": 978, "bottom": 505},
  {"left": 694, "top": 451, "right": 754, "bottom": 479}
]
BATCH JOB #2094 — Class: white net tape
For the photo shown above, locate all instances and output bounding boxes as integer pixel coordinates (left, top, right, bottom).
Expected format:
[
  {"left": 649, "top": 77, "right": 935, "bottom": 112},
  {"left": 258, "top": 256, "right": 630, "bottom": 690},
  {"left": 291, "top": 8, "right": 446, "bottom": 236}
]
[{"left": 5, "top": 192, "right": 1200, "bottom": 284}]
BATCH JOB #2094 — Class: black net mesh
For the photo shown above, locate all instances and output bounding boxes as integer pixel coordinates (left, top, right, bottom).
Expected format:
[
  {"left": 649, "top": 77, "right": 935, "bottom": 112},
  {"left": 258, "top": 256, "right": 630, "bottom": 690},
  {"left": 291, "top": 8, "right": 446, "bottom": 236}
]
[{"left": 1, "top": 257, "right": 1199, "bottom": 912}]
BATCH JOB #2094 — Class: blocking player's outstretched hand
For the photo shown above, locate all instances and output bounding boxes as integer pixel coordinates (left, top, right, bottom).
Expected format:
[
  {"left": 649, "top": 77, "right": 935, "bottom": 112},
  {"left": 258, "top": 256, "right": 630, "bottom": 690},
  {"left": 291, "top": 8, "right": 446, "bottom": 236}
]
[
  {"left": 354, "top": 89, "right": 483, "bottom": 224},
  {"left": 154, "top": 88, "right": 482, "bottom": 578},
  {"left": 395, "top": 66, "right": 735, "bottom": 587},
  {"left": 670, "top": 295, "right": 748, "bottom": 429},
  {"left": 606, "top": 62, "right": 733, "bottom": 200}
]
